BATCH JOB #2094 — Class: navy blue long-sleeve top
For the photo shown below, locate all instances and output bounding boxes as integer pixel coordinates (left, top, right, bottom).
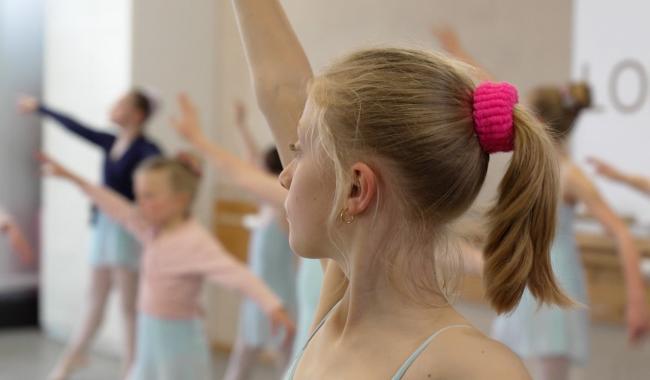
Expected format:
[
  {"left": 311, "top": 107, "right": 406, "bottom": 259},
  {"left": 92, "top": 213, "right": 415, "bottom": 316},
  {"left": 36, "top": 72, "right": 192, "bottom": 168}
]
[{"left": 38, "top": 105, "right": 162, "bottom": 202}]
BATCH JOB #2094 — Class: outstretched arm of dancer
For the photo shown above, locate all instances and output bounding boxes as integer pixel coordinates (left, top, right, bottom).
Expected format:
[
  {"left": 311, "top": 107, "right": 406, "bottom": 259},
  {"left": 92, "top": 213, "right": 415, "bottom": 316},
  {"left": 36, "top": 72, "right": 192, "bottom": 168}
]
[
  {"left": 38, "top": 154, "right": 150, "bottom": 241},
  {"left": 171, "top": 94, "right": 286, "bottom": 209},
  {"left": 432, "top": 26, "right": 494, "bottom": 81},
  {"left": 0, "top": 212, "right": 36, "bottom": 267},
  {"left": 566, "top": 163, "right": 650, "bottom": 344},
  {"left": 18, "top": 96, "right": 114, "bottom": 150},
  {"left": 589, "top": 157, "right": 650, "bottom": 196},
  {"left": 198, "top": 237, "right": 296, "bottom": 345}
]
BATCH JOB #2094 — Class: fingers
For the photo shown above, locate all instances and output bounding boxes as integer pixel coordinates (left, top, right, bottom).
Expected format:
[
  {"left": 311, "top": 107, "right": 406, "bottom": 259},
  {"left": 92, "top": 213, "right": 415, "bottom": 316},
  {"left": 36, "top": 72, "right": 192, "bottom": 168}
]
[
  {"left": 35, "top": 151, "right": 51, "bottom": 164},
  {"left": 16, "top": 95, "right": 37, "bottom": 113}
]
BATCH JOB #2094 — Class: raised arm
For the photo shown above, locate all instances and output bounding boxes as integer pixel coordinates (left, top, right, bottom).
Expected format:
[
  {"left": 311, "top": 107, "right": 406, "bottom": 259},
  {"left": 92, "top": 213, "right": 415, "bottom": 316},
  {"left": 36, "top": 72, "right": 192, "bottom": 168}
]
[
  {"left": 231, "top": 0, "right": 313, "bottom": 166},
  {"left": 18, "top": 95, "right": 115, "bottom": 150},
  {"left": 171, "top": 94, "right": 286, "bottom": 209},
  {"left": 39, "top": 154, "right": 150, "bottom": 241},
  {"left": 566, "top": 164, "right": 649, "bottom": 344},
  {"left": 588, "top": 157, "right": 650, "bottom": 197}
]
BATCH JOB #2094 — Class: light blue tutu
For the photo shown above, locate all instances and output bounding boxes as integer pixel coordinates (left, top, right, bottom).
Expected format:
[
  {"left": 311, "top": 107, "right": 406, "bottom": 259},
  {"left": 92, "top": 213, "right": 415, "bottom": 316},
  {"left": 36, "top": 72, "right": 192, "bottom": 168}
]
[
  {"left": 90, "top": 211, "right": 141, "bottom": 270},
  {"left": 128, "top": 314, "right": 213, "bottom": 380},
  {"left": 240, "top": 216, "right": 297, "bottom": 348},
  {"left": 292, "top": 258, "right": 323, "bottom": 357},
  {"left": 491, "top": 205, "right": 589, "bottom": 365}
]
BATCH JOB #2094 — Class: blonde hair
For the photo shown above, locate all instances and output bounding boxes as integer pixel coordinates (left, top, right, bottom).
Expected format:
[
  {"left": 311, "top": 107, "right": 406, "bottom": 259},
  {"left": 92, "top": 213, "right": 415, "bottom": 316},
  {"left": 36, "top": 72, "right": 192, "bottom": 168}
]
[
  {"left": 530, "top": 82, "right": 592, "bottom": 142},
  {"left": 308, "top": 48, "right": 571, "bottom": 313},
  {"left": 136, "top": 154, "right": 202, "bottom": 206}
]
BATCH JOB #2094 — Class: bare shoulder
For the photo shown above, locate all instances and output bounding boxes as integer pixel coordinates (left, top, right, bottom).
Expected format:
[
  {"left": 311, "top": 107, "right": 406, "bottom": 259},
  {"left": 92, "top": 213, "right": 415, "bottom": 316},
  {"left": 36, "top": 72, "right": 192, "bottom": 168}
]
[
  {"left": 563, "top": 161, "right": 599, "bottom": 202},
  {"left": 403, "top": 326, "right": 531, "bottom": 380}
]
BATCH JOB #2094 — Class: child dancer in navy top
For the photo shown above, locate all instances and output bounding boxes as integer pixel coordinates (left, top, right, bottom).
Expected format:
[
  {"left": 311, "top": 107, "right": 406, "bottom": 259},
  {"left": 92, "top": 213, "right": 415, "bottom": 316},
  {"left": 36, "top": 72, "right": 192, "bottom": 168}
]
[{"left": 18, "top": 90, "right": 162, "bottom": 380}]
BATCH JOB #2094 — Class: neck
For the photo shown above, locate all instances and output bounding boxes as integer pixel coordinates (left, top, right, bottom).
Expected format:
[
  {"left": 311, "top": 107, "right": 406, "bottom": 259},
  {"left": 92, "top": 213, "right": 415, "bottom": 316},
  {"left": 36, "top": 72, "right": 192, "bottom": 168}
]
[
  {"left": 119, "top": 124, "right": 142, "bottom": 141},
  {"left": 158, "top": 214, "right": 188, "bottom": 234},
  {"left": 330, "top": 225, "right": 455, "bottom": 339}
]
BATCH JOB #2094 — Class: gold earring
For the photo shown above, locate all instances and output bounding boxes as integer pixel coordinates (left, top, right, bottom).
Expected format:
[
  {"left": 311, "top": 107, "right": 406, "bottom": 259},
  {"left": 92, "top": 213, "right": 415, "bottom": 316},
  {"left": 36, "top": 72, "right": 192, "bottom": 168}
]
[{"left": 339, "top": 208, "right": 354, "bottom": 224}]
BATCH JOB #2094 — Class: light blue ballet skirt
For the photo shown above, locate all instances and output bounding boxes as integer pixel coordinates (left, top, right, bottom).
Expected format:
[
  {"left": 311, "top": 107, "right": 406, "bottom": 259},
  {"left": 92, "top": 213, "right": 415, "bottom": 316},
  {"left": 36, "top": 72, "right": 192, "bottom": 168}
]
[
  {"left": 90, "top": 211, "right": 141, "bottom": 270},
  {"left": 491, "top": 204, "right": 589, "bottom": 365},
  {"left": 128, "top": 314, "right": 213, "bottom": 380},
  {"left": 239, "top": 208, "right": 297, "bottom": 347},
  {"left": 292, "top": 258, "right": 324, "bottom": 357}
]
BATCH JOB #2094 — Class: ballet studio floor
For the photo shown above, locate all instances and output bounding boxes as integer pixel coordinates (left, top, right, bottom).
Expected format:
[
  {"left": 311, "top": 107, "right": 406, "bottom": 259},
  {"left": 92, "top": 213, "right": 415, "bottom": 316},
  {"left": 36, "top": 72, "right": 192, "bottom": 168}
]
[{"left": 1, "top": 303, "right": 649, "bottom": 380}]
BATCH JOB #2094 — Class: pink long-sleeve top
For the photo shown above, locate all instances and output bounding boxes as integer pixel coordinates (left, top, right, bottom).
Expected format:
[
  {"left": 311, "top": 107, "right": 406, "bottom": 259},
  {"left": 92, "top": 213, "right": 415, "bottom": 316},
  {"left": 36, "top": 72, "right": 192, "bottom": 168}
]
[{"left": 83, "top": 184, "right": 283, "bottom": 319}]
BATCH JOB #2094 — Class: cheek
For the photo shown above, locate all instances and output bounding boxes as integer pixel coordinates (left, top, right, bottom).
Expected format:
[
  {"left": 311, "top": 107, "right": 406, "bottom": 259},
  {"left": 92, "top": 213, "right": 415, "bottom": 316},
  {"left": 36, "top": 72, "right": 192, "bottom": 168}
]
[
  {"left": 139, "top": 196, "right": 167, "bottom": 216},
  {"left": 286, "top": 160, "right": 331, "bottom": 229}
]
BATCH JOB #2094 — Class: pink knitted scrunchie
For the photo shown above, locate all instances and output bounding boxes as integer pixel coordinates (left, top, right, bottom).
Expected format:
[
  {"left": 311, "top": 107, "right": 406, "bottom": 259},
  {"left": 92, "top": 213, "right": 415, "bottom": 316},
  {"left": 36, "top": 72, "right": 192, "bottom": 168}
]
[{"left": 472, "top": 81, "right": 518, "bottom": 154}]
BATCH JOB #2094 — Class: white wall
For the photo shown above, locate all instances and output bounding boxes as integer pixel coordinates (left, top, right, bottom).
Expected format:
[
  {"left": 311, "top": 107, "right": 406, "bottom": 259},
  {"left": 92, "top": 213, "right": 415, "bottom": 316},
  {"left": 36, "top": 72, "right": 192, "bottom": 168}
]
[
  {"left": 0, "top": 0, "right": 42, "bottom": 283},
  {"left": 131, "top": 0, "right": 218, "bottom": 226},
  {"left": 41, "top": 0, "right": 132, "bottom": 352},
  {"left": 572, "top": 0, "right": 650, "bottom": 224}
]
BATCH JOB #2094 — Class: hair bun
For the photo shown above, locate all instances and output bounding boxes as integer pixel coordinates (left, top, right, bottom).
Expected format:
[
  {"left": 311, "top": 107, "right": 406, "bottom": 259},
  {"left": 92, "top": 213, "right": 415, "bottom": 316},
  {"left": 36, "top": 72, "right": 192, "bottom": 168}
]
[{"left": 564, "top": 82, "right": 592, "bottom": 111}]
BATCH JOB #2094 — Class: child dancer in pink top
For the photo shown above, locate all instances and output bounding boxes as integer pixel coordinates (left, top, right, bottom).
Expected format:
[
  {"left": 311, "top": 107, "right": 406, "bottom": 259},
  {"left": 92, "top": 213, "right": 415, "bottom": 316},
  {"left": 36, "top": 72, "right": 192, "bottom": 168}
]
[{"left": 39, "top": 153, "right": 295, "bottom": 380}]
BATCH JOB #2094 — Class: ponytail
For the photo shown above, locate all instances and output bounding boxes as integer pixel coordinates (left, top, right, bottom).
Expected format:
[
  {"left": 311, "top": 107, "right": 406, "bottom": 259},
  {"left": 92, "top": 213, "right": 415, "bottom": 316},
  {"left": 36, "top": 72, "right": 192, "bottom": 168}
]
[{"left": 482, "top": 107, "right": 573, "bottom": 313}]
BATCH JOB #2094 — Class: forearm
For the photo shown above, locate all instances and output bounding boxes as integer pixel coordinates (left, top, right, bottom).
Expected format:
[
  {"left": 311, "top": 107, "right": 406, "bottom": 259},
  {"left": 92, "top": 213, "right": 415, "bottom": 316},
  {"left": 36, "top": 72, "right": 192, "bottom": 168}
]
[
  {"left": 238, "top": 267, "right": 283, "bottom": 314},
  {"left": 231, "top": 0, "right": 312, "bottom": 164},
  {"left": 192, "top": 134, "right": 241, "bottom": 173},
  {"left": 77, "top": 180, "right": 147, "bottom": 241},
  {"left": 192, "top": 134, "right": 286, "bottom": 207},
  {"left": 37, "top": 104, "right": 111, "bottom": 147},
  {"left": 620, "top": 174, "right": 650, "bottom": 196},
  {"left": 208, "top": 253, "right": 282, "bottom": 314},
  {"left": 232, "top": 0, "right": 312, "bottom": 92}
]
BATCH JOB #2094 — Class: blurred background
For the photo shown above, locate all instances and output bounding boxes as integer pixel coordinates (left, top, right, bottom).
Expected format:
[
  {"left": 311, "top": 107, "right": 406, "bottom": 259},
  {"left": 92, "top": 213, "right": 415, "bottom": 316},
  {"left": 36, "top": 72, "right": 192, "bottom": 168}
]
[{"left": 1, "top": 0, "right": 649, "bottom": 379}]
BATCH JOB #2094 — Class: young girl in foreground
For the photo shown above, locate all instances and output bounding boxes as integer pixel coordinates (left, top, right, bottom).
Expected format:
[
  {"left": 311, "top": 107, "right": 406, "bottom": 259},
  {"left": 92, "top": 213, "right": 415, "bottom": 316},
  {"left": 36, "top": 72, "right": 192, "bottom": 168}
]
[
  {"left": 230, "top": 1, "right": 571, "bottom": 378},
  {"left": 39, "top": 153, "right": 294, "bottom": 380}
]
